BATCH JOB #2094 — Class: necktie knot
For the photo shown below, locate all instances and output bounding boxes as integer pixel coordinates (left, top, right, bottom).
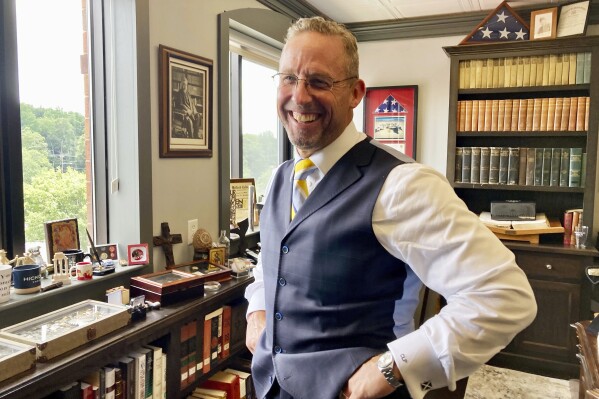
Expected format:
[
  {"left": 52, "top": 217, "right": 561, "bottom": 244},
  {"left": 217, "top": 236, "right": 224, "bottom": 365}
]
[{"left": 291, "top": 158, "right": 317, "bottom": 220}]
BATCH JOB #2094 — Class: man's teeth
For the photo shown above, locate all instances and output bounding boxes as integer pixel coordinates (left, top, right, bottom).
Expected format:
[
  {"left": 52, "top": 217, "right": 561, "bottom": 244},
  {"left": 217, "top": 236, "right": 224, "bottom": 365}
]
[{"left": 293, "top": 112, "right": 317, "bottom": 122}]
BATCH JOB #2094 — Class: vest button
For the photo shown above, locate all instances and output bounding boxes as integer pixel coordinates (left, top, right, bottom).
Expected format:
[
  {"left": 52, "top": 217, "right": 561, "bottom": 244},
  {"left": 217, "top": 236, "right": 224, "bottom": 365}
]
[
  {"left": 281, "top": 246, "right": 289, "bottom": 254},
  {"left": 275, "top": 312, "right": 283, "bottom": 320},
  {"left": 274, "top": 346, "right": 282, "bottom": 354},
  {"left": 278, "top": 277, "right": 287, "bottom": 286}
]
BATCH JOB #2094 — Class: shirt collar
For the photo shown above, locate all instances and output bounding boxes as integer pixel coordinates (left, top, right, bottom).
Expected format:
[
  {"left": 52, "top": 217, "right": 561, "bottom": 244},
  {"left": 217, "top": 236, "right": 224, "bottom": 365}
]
[{"left": 293, "top": 121, "right": 366, "bottom": 176}]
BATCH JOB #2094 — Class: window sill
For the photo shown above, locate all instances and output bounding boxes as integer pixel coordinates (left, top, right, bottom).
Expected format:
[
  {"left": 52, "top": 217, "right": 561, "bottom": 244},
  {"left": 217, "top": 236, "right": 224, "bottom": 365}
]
[{"left": 0, "top": 263, "right": 149, "bottom": 329}]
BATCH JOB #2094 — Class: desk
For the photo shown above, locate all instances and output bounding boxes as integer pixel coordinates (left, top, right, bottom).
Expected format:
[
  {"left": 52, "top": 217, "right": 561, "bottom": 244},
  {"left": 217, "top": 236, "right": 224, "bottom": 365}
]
[{"left": 572, "top": 320, "right": 599, "bottom": 398}]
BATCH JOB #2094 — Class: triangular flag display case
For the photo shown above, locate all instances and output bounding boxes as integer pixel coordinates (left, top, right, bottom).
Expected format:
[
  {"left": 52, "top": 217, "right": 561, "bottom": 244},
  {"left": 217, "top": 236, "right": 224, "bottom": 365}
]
[
  {"left": 444, "top": 35, "right": 599, "bottom": 379},
  {"left": 460, "top": 1, "right": 530, "bottom": 45}
]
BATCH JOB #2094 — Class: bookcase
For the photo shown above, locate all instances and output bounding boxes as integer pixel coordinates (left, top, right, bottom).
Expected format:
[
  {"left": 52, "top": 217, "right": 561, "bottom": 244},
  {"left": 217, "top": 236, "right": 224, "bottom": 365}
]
[
  {"left": 0, "top": 276, "right": 252, "bottom": 399},
  {"left": 444, "top": 36, "right": 599, "bottom": 379}
]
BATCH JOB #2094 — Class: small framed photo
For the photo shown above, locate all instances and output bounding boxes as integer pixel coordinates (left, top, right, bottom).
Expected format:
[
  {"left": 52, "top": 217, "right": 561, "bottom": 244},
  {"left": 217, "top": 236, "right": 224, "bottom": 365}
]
[
  {"left": 44, "top": 218, "right": 80, "bottom": 263},
  {"left": 159, "top": 45, "right": 213, "bottom": 158},
  {"left": 230, "top": 178, "right": 256, "bottom": 225},
  {"left": 530, "top": 7, "right": 557, "bottom": 40},
  {"left": 209, "top": 247, "right": 226, "bottom": 267},
  {"left": 363, "top": 85, "right": 418, "bottom": 159},
  {"left": 127, "top": 243, "right": 149, "bottom": 266},
  {"left": 90, "top": 243, "right": 119, "bottom": 261},
  {"left": 557, "top": 1, "right": 590, "bottom": 37}
]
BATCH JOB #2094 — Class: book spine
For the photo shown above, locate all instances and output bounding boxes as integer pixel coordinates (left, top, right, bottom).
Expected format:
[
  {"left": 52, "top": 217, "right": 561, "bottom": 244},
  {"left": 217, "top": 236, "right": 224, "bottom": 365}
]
[
  {"left": 559, "top": 148, "right": 571, "bottom": 187},
  {"left": 522, "top": 56, "right": 531, "bottom": 87},
  {"left": 455, "top": 147, "right": 463, "bottom": 183},
  {"left": 532, "top": 98, "right": 542, "bottom": 131},
  {"left": 483, "top": 99, "right": 492, "bottom": 131},
  {"left": 470, "top": 147, "right": 481, "bottom": 184},
  {"left": 541, "top": 148, "right": 552, "bottom": 186},
  {"left": 203, "top": 316, "right": 211, "bottom": 374},
  {"left": 517, "top": 99, "right": 527, "bottom": 131},
  {"left": 459, "top": 61, "right": 466, "bottom": 89},
  {"left": 561, "top": 54, "right": 570, "bottom": 85},
  {"left": 188, "top": 319, "right": 197, "bottom": 385},
  {"left": 510, "top": 99, "right": 519, "bottom": 131},
  {"left": 488, "top": 147, "right": 500, "bottom": 184},
  {"left": 498, "top": 58, "right": 505, "bottom": 88},
  {"left": 180, "top": 323, "right": 189, "bottom": 389},
  {"left": 498, "top": 147, "right": 509, "bottom": 185},
  {"left": 576, "top": 97, "right": 586, "bottom": 131},
  {"left": 503, "top": 99, "right": 513, "bottom": 131},
  {"left": 553, "top": 97, "right": 563, "bottom": 132},
  {"left": 497, "top": 100, "right": 505, "bottom": 131},
  {"left": 480, "top": 147, "right": 490, "bottom": 184},
  {"left": 492, "top": 58, "right": 500, "bottom": 88},
  {"left": 581, "top": 152, "right": 587, "bottom": 188},
  {"left": 507, "top": 147, "right": 520, "bottom": 185},
  {"left": 550, "top": 148, "right": 561, "bottom": 187},
  {"left": 545, "top": 97, "right": 556, "bottom": 131},
  {"left": 461, "top": 147, "right": 471, "bottom": 183},
  {"left": 518, "top": 147, "right": 527, "bottom": 186},
  {"left": 583, "top": 52, "right": 592, "bottom": 84},
  {"left": 529, "top": 56, "right": 537, "bottom": 86},
  {"left": 504, "top": 57, "right": 512, "bottom": 87},
  {"left": 568, "top": 97, "right": 578, "bottom": 131},
  {"left": 542, "top": 54, "right": 550, "bottom": 85},
  {"left": 548, "top": 54, "right": 557, "bottom": 85},
  {"left": 563, "top": 211, "right": 573, "bottom": 246},
  {"left": 471, "top": 100, "right": 479, "bottom": 132},
  {"left": 477, "top": 99, "right": 486, "bottom": 131},
  {"left": 525, "top": 147, "right": 536, "bottom": 186},
  {"left": 576, "top": 52, "right": 585, "bottom": 84},
  {"left": 458, "top": 101, "right": 466, "bottom": 132},
  {"left": 490, "top": 99, "right": 499, "bottom": 131},
  {"left": 516, "top": 56, "right": 524, "bottom": 87},
  {"left": 568, "top": 53, "right": 577, "bottom": 84},
  {"left": 535, "top": 55, "right": 544, "bottom": 86},
  {"left": 464, "top": 101, "right": 472, "bottom": 131},
  {"left": 569, "top": 147, "right": 583, "bottom": 187},
  {"left": 539, "top": 98, "right": 549, "bottom": 131},
  {"left": 534, "top": 148, "right": 544, "bottom": 186},
  {"left": 559, "top": 97, "right": 570, "bottom": 131},
  {"left": 222, "top": 305, "right": 232, "bottom": 359},
  {"left": 554, "top": 54, "right": 563, "bottom": 85}
]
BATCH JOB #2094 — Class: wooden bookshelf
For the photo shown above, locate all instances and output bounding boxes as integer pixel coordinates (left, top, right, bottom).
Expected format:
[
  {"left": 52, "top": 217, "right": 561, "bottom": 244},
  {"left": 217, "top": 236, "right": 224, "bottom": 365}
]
[
  {"left": 445, "top": 36, "right": 599, "bottom": 379},
  {"left": 0, "top": 276, "right": 252, "bottom": 399}
]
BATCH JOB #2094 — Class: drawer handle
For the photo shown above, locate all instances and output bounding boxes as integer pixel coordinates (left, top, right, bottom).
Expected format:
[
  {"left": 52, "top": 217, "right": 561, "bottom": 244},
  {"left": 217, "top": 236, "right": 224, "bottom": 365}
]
[{"left": 546, "top": 264, "right": 553, "bottom": 270}]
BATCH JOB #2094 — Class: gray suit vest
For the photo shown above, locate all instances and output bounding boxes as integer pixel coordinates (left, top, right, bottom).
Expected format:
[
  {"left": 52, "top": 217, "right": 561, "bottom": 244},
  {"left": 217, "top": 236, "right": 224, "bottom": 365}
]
[{"left": 252, "top": 139, "right": 409, "bottom": 398}]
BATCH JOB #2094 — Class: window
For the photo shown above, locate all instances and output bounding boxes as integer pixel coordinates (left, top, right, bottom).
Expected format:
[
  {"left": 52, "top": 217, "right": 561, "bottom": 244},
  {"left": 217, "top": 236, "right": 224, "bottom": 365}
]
[
  {"left": 0, "top": 0, "right": 112, "bottom": 262},
  {"left": 229, "top": 30, "right": 288, "bottom": 202}
]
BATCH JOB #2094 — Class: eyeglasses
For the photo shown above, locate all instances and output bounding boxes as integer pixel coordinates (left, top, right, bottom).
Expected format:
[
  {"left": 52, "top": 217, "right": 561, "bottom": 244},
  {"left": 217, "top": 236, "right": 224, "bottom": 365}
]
[{"left": 272, "top": 73, "right": 357, "bottom": 92}]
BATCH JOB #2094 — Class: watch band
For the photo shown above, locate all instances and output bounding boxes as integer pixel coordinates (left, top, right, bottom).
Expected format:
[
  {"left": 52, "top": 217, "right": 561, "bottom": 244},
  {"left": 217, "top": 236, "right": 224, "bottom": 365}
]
[{"left": 377, "top": 351, "right": 403, "bottom": 388}]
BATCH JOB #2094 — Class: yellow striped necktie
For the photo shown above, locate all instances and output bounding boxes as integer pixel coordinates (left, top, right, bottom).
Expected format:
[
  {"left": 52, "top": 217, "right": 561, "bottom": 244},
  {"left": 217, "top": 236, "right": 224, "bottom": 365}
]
[{"left": 291, "top": 158, "right": 317, "bottom": 220}]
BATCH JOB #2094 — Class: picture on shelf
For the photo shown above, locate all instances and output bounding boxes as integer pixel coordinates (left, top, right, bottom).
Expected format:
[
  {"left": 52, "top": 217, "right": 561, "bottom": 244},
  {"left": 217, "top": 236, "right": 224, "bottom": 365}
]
[
  {"left": 44, "top": 218, "right": 80, "bottom": 263},
  {"left": 530, "top": 7, "right": 557, "bottom": 40},
  {"left": 557, "top": 0, "right": 590, "bottom": 37},
  {"left": 127, "top": 243, "right": 149, "bottom": 265},
  {"left": 89, "top": 243, "right": 119, "bottom": 261}
]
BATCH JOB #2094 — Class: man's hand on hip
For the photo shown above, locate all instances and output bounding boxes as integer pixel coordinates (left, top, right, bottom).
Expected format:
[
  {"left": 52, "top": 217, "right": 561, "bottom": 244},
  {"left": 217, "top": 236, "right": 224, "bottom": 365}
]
[{"left": 246, "top": 310, "right": 266, "bottom": 354}]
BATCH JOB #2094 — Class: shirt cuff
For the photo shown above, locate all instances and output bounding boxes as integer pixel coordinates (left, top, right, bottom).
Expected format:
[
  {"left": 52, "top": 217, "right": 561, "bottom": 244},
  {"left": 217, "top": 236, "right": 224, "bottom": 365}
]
[
  {"left": 245, "top": 286, "right": 266, "bottom": 318},
  {"left": 388, "top": 328, "right": 446, "bottom": 399}
]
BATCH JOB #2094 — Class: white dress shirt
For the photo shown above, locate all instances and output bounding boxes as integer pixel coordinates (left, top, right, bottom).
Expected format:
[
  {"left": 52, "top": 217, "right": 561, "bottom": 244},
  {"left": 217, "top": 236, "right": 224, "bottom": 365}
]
[{"left": 245, "top": 122, "right": 536, "bottom": 399}]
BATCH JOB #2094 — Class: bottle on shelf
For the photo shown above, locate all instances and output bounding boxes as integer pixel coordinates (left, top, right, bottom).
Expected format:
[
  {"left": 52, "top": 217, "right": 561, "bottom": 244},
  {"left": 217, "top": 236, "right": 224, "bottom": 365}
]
[{"left": 218, "top": 230, "right": 230, "bottom": 265}]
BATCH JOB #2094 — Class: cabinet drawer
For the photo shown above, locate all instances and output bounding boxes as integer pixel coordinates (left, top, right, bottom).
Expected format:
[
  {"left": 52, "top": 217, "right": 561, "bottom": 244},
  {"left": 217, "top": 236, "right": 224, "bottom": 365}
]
[{"left": 515, "top": 252, "right": 581, "bottom": 280}]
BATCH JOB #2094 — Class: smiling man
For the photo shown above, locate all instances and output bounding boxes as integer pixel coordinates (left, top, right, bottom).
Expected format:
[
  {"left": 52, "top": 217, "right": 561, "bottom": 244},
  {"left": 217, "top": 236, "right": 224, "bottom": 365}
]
[{"left": 244, "top": 16, "right": 536, "bottom": 399}]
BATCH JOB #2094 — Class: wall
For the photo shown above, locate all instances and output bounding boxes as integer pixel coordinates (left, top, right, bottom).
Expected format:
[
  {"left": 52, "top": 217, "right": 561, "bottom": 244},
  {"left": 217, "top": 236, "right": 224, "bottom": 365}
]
[
  {"left": 356, "top": 35, "right": 463, "bottom": 173},
  {"left": 148, "top": 0, "right": 266, "bottom": 269}
]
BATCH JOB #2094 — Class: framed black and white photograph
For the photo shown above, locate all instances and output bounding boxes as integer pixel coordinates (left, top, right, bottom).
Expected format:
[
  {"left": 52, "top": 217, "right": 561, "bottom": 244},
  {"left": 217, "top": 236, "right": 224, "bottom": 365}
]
[
  {"left": 530, "top": 7, "right": 557, "bottom": 40},
  {"left": 159, "top": 45, "right": 213, "bottom": 158}
]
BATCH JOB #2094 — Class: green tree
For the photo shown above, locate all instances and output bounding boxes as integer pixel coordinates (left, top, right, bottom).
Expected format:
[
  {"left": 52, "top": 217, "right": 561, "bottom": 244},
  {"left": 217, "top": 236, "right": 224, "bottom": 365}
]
[
  {"left": 23, "top": 168, "right": 87, "bottom": 243},
  {"left": 21, "top": 127, "right": 52, "bottom": 184},
  {"left": 242, "top": 131, "right": 278, "bottom": 198}
]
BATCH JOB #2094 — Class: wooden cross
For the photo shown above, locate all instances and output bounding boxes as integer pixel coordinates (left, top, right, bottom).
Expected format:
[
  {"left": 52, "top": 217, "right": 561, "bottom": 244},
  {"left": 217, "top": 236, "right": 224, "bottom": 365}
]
[{"left": 153, "top": 222, "right": 182, "bottom": 268}]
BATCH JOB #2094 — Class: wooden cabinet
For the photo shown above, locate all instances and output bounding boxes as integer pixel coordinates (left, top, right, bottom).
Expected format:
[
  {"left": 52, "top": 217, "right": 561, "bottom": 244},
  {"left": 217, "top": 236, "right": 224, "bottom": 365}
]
[
  {"left": 0, "top": 276, "right": 252, "bottom": 399},
  {"left": 443, "top": 37, "right": 599, "bottom": 379},
  {"left": 490, "top": 245, "right": 593, "bottom": 379}
]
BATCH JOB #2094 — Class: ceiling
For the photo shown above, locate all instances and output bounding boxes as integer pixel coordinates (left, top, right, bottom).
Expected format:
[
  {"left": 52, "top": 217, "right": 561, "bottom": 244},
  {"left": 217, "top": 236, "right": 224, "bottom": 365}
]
[
  {"left": 299, "top": 0, "right": 555, "bottom": 24},
  {"left": 257, "top": 0, "right": 599, "bottom": 41}
]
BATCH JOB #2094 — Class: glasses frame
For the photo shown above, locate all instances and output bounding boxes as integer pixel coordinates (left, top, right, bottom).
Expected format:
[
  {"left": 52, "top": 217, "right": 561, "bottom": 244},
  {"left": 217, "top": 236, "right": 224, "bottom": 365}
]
[{"left": 272, "top": 73, "right": 357, "bottom": 92}]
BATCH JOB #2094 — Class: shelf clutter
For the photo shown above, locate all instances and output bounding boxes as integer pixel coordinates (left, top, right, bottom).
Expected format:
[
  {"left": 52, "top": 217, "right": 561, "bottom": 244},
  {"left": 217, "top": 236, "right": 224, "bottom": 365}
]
[{"left": 479, "top": 212, "right": 564, "bottom": 244}]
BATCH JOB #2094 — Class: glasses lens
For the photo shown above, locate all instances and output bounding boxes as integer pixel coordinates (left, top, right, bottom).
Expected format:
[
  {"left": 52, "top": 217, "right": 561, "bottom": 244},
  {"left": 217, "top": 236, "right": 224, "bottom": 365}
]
[{"left": 307, "top": 76, "right": 334, "bottom": 91}]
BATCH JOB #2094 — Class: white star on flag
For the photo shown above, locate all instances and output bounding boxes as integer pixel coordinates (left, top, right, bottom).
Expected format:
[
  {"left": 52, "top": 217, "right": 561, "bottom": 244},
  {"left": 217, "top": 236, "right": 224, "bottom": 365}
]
[
  {"left": 481, "top": 27, "right": 493, "bottom": 38},
  {"left": 515, "top": 28, "right": 527, "bottom": 40},
  {"left": 499, "top": 27, "right": 510, "bottom": 39},
  {"left": 496, "top": 11, "right": 508, "bottom": 23}
]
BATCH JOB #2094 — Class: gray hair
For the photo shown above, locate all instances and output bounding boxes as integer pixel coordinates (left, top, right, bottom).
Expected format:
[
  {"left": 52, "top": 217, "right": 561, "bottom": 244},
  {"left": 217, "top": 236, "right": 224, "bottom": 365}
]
[{"left": 285, "top": 16, "right": 359, "bottom": 77}]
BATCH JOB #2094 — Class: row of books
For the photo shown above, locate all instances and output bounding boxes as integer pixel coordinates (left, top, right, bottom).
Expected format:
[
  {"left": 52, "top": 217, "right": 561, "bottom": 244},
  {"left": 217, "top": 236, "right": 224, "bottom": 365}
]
[
  {"left": 455, "top": 147, "right": 585, "bottom": 188},
  {"left": 563, "top": 208, "right": 584, "bottom": 246},
  {"left": 180, "top": 299, "right": 248, "bottom": 390},
  {"left": 458, "top": 52, "right": 591, "bottom": 89},
  {"left": 47, "top": 343, "right": 166, "bottom": 399},
  {"left": 189, "top": 366, "right": 255, "bottom": 399},
  {"left": 456, "top": 97, "right": 590, "bottom": 132}
]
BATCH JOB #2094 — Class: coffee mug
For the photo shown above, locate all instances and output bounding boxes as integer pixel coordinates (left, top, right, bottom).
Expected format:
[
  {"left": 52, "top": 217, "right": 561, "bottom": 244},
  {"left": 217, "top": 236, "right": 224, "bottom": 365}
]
[
  {"left": 12, "top": 264, "right": 41, "bottom": 294},
  {"left": 0, "top": 264, "right": 11, "bottom": 303},
  {"left": 69, "top": 261, "right": 93, "bottom": 281},
  {"left": 63, "top": 249, "right": 91, "bottom": 272}
]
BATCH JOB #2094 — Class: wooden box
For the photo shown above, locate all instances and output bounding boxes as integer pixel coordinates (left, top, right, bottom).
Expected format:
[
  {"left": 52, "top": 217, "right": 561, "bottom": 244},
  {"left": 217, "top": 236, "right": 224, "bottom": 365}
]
[
  {"left": 129, "top": 269, "right": 206, "bottom": 306},
  {"left": 0, "top": 337, "right": 36, "bottom": 382},
  {"left": 0, "top": 300, "right": 130, "bottom": 362},
  {"left": 173, "top": 261, "right": 232, "bottom": 282}
]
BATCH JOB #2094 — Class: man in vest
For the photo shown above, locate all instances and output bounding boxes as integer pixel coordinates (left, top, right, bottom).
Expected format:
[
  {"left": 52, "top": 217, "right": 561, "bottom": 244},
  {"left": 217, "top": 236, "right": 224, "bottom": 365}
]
[{"left": 245, "top": 16, "right": 536, "bottom": 399}]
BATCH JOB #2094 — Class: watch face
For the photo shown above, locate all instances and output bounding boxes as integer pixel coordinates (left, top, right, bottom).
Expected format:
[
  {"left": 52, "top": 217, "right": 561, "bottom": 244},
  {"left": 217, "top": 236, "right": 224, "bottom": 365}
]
[{"left": 378, "top": 351, "right": 392, "bottom": 368}]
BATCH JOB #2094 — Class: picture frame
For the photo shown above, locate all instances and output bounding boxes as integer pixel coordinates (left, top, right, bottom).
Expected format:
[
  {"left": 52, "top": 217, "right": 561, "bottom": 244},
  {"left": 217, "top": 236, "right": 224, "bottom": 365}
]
[
  {"left": 530, "top": 7, "right": 557, "bottom": 40},
  {"left": 44, "top": 218, "right": 80, "bottom": 263},
  {"left": 557, "top": 1, "right": 590, "bottom": 38},
  {"left": 159, "top": 44, "right": 213, "bottom": 158},
  {"left": 127, "top": 243, "right": 149, "bottom": 266},
  {"left": 363, "top": 86, "right": 418, "bottom": 159},
  {"left": 172, "top": 260, "right": 232, "bottom": 282},
  {"left": 230, "top": 178, "right": 256, "bottom": 225},
  {"left": 209, "top": 247, "right": 226, "bottom": 267},
  {"left": 89, "top": 243, "right": 119, "bottom": 261}
]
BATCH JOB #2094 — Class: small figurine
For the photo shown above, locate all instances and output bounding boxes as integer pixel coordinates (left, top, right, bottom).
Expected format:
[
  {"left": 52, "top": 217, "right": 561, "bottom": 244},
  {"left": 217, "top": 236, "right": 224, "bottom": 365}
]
[
  {"left": 0, "top": 249, "right": 9, "bottom": 265},
  {"left": 52, "top": 252, "right": 71, "bottom": 286}
]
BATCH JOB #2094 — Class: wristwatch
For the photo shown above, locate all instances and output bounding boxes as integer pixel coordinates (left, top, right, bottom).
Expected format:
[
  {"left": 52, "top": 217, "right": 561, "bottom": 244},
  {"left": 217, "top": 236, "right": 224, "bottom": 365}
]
[{"left": 377, "top": 351, "right": 403, "bottom": 388}]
